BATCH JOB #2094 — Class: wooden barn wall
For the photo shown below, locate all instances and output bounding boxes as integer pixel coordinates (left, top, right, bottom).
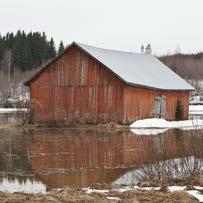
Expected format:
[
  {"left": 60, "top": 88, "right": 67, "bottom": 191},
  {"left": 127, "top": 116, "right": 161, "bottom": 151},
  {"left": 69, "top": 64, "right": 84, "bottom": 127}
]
[
  {"left": 30, "top": 45, "right": 190, "bottom": 124},
  {"left": 30, "top": 46, "right": 125, "bottom": 124},
  {"left": 123, "top": 86, "right": 189, "bottom": 122}
]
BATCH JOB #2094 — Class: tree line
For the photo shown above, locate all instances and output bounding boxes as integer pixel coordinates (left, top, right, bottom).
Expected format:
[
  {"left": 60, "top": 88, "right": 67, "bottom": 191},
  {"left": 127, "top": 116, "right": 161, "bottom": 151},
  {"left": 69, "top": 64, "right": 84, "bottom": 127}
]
[
  {"left": 0, "top": 30, "right": 65, "bottom": 73},
  {"left": 160, "top": 53, "right": 203, "bottom": 80}
]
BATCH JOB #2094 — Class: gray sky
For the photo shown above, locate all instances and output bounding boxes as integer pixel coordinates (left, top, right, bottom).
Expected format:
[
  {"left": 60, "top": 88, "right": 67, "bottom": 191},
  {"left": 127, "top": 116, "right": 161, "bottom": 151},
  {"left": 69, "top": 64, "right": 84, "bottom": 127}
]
[{"left": 0, "top": 0, "right": 202, "bottom": 55}]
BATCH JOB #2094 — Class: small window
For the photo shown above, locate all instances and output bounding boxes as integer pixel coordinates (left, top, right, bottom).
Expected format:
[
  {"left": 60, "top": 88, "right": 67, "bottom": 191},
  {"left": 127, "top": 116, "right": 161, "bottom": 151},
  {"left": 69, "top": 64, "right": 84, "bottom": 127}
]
[{"left": 154, "top": 95, "right": 166, "bottom": 118}]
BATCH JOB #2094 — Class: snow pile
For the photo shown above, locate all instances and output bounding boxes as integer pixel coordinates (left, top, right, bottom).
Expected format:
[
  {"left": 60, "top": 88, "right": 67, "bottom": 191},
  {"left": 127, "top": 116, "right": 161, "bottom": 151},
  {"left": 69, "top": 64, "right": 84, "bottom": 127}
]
[{"left": 130, "top": 118, "right": 203, "bottom": 129}]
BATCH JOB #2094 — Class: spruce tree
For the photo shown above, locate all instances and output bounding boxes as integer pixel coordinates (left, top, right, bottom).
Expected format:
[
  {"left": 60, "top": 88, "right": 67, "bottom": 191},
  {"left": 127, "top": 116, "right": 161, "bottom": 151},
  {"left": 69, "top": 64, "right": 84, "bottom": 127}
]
[
  {"left": 0, "top": 30, "right": 58, "bottom": 72},
  {"left": 48, "top": 37, "right": 56, "bottom": 59},
  {"left": 175, "top": 100, "right": 184, "bottom": 121},
  {"left": 58, "top": 41, "right": 65, "bottom": 55}
]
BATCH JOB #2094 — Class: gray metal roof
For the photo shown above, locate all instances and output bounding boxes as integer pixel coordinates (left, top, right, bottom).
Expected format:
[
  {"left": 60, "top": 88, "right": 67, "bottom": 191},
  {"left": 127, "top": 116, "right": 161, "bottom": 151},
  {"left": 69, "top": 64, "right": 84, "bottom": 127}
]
[{"left": 76, "top": 42, "right": 194, "bottom": 91}]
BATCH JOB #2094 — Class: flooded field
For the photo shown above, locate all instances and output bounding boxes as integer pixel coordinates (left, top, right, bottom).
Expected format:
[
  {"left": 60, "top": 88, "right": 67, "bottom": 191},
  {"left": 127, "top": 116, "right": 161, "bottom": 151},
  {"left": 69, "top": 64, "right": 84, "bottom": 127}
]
[
  {"left": 0, "top": 112, "right": 202, "bottom": 194},
  {"left": 0, "top": 111, "right": 27, "bottom": 125},
  {"left": 0, "top": 128, "right": 202, "bottom": 193}
]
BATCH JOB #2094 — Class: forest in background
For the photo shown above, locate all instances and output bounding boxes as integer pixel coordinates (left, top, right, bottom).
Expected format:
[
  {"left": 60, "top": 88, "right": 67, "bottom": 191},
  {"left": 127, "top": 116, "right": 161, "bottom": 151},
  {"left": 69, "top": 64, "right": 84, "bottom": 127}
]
[
  {"left": 0, "top": 30, "right": 203, "bottom": 105},
  {"left": 160, "top": 53, "right": 203, "bottom": 80},
  {"left": 0, "top": 31, "right": 65, "bottom": 105}
]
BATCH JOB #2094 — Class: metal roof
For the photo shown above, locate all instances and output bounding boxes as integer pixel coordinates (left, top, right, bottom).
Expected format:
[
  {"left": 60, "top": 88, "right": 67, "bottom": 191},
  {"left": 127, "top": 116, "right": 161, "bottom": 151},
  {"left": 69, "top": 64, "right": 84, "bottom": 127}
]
[
  {"left": 25, "top": 42, "right": 194, "bottom": 91},
  {"left": 76, "top": 42, "right": 194, "bottom": 91}
]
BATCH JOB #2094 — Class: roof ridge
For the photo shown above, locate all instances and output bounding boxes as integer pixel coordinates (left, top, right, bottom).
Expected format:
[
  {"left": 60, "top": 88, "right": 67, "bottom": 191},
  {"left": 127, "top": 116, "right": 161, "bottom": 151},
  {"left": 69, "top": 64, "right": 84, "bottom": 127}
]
[{"left": 75, "top": 42, "right": 148, "bottom": 56}]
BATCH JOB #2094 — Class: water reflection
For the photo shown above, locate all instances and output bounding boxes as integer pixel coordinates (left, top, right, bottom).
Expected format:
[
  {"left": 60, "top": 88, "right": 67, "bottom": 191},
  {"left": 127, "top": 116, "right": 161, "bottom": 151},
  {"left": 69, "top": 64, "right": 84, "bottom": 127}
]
[
  {"left": 0, "top": 127, "right": 202, "bottom": 193},
  {"left": 0, "top": 112, "right": 26, "bottom": 125}
]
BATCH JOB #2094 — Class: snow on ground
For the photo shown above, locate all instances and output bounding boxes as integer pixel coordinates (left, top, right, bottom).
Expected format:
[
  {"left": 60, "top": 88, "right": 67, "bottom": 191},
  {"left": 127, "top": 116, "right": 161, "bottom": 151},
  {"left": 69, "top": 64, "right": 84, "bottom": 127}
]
[
  {"left": 107, "top": 197, "right": 120, "bottom": 200},
  {"left": 83, "top": 186, "right": 203, "bottom": 202},
  {"left": 85, "top": 188, "right": 109, "bottom": 194},
  {"left": 168, "top": 186, "right": 186, "bottom": 192},
  {"left": 130, "top": 118, "right": 203, "bottom": 129},
  {"left": 187, "top": 190, "right": 203, "bottom": 202},
  {"left": 0, "top": 108, "right": 27, "bottom": 113},
  {"left": 190, "top": 105, "right": 203, "bottom": 115}
]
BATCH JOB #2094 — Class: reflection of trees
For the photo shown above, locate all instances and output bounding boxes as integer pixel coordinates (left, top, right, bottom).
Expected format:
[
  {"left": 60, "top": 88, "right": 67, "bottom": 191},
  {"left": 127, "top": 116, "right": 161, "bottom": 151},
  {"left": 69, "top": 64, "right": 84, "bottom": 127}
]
[
  {"left": 133, "top": 130, "right": 203, "bottom": 183},
  {"left": 0, "top": 128, "right": 32, "bottom": 173}
]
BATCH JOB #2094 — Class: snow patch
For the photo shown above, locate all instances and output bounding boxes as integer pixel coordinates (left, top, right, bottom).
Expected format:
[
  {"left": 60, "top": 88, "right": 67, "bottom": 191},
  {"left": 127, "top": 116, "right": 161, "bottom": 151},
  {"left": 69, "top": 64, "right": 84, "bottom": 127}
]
[
  {"left": 85, "top": 188, "right": 109, "bottom": 194},
  {"left": 0, "top": 108, "right": 27, "bottom": 113},
  {"left": 107, "top": 196, "right": 120, "bottom": 200},
  {"left": 187, "top": 190, "right": 203, "bottom": 202},
  {"left": 130, "top": 118, "right": 203, "bottom": 129},
  {"left": 168, "top": 186, "right": 186, "bottom": 192}
]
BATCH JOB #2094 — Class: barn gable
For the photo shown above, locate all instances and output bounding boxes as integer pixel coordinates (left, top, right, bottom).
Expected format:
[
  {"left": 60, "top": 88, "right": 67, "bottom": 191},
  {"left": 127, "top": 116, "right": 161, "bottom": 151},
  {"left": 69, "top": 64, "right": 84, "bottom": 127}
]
[
  {"left": 25, "top": 42, "right": 194, "bottom": 91},
  {"left": 29, "top": 46, "right": 125, "bottom": 124},
  {"left": 25, "top": 42, "right": 193, "bottom": 124}
]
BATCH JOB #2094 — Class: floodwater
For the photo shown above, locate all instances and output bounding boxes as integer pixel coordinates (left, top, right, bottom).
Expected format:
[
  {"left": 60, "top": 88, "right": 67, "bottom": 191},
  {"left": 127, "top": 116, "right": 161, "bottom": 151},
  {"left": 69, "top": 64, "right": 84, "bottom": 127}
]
[
  {"left": 0, "top": 111, "right": 27, "bottom": 125},
  {"left": 0, "top": 113, "right": 202, "bottom": 193}
]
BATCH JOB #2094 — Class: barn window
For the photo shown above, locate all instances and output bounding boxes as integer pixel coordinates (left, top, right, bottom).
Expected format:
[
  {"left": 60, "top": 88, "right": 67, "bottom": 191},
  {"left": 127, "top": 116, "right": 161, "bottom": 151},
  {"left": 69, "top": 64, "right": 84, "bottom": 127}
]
[{"left": 154, "top": 95, "right": 166, "bottom": 118}]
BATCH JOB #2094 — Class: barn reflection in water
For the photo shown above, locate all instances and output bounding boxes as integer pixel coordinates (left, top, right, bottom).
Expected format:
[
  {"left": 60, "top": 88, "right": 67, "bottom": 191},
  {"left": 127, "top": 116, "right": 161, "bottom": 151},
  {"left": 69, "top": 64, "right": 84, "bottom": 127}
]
[{"left": 0, "top": 128, "right": 202, "bottom": 192}]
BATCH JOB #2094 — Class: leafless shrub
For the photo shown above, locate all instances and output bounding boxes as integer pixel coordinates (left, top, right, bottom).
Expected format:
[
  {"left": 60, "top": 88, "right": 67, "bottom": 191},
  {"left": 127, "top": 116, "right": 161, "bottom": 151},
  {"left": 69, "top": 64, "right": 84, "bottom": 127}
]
[{"left": 135, "top": 130, "right": 203, "bottom": 183}]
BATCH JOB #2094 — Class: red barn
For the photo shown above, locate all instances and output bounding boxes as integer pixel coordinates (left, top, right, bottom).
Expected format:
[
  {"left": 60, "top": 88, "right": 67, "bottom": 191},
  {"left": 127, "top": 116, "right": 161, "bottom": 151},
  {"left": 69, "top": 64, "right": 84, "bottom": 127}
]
[{"left": 24, "top": 42, "right": 194, "bottom": 125}]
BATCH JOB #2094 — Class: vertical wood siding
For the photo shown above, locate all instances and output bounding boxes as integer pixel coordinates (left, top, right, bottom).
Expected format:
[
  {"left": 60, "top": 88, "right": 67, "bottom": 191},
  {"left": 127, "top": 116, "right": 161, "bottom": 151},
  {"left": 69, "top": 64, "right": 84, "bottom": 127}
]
[
  {"left": 30, "top": 45, "right": 190, "bottom": 124},
  {"left": 30, "top": 46, "right": 124, "bottom": 124},
  {"left": 124, "top": 86, "right": 189, "bottom": 123}
]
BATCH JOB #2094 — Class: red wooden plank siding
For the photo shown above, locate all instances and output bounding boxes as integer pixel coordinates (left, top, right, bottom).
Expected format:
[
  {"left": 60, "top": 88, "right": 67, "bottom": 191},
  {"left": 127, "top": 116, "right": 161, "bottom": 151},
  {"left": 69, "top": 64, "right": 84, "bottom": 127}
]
[
  {"left": 124, "top": 86, "right": 189, "bottom": 123},
  {"left": 30, "top": 46, "right": 125, "bottom": 124},
  {"left": 29, "top": 45, "right": 190, "bottom": 125}
]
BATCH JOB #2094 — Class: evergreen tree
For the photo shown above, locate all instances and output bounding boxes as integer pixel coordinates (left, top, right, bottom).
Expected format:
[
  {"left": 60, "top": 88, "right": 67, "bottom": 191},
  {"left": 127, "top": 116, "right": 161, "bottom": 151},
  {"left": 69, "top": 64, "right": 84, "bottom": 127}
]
[
  {"left": 175, "top": 100, "right": 184, "bottom": 121},
  {"left": 58, "top": 41, "right": 65, "bottom": 55},
  {"left": 0, "top": 30, "right": 58, "bottom": 72},
  {"left": 48, "top": 37, "right": 56, "bottom": 59}
]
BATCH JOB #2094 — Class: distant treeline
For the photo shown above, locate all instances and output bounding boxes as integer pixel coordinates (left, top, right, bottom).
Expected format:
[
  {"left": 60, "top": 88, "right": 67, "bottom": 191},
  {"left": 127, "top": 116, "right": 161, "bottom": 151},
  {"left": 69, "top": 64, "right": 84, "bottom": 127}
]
[
  {"left": 160, "top": 53, "right": 203, "bottom": 80},
  {"left": 0, "top": 30, "right": 65, "bottom": 73}
]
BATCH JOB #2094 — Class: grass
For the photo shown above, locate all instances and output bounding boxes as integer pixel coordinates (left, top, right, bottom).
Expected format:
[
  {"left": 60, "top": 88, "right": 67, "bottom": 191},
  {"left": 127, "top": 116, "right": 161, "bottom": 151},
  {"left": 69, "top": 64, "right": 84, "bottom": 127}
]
[{"left": 0, "top": 187, "right": 199, "bottom": 203}]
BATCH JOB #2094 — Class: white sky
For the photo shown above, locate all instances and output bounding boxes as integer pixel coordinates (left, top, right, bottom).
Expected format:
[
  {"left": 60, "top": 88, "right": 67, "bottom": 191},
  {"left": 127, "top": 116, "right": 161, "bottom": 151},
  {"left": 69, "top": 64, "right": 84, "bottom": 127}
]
[{"left": 0, "top": 0, "right": 202, "bottom": 55}]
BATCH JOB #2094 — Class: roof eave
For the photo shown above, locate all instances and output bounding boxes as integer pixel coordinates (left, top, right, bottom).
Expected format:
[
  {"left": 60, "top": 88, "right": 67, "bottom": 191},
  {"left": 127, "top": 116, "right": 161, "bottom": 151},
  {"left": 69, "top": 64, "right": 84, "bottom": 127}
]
[{"left": 125, "top": 82, "right": 195, "bottom": 91}]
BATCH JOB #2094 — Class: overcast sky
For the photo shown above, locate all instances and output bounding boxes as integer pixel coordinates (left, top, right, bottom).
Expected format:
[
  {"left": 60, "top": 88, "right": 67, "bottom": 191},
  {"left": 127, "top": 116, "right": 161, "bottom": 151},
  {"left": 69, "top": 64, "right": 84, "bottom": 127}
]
[{"left": 0, "top": 0, "right": 202, "bottom": 55}]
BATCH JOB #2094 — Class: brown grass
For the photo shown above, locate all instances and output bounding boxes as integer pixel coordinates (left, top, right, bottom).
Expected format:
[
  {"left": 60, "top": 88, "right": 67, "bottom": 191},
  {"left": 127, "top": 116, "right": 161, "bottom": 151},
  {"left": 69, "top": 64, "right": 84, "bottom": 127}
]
[{"left": 0, "top": 187, "right": 199, "bottom": 203}]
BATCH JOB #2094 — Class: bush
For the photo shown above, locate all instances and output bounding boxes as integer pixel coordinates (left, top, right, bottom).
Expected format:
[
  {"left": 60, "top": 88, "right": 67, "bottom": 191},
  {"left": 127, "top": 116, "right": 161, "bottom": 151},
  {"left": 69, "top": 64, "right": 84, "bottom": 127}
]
[{"left": 175, "top": 100, "right": 184, "bottom": 121}]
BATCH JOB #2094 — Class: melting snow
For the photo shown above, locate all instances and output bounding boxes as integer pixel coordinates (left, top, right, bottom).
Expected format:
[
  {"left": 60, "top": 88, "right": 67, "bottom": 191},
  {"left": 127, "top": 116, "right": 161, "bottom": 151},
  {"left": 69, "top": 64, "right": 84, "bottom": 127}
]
[
  {"left": 107, "top": 197, "right": 120, "bottom": 200},
  {"left": 85, "top": 188, "right": 109, "bottom": 194},
  {"left": 130, "top": 118, "right": 203, "bottom": 129},
  {"left": 0, "top": 108, "right": 27, "bottom": 113},
  {"left": 187, "top": 190, "right": 203, "bottom": 202},
  {"left": 168, "top": 186, "right": 186, "bottom": 192}
]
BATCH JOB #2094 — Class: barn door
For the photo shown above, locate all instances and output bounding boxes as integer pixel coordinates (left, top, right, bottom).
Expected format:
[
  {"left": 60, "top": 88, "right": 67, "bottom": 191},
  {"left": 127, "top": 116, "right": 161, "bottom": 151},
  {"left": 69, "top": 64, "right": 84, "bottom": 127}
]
[{"left": 154, "top": 95, "right": 166, "bottom": 118}]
